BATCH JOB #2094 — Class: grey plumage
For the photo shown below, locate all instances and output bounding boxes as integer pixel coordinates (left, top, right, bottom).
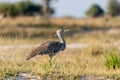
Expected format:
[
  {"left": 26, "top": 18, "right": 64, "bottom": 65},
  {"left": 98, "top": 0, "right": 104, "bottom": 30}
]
[{"left": 26, "top": 29, "right": 68, "bottom": 61}]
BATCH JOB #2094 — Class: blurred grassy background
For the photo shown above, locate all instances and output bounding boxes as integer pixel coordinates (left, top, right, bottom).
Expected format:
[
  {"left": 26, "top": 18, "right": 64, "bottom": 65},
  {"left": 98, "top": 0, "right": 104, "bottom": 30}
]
[{"left": 0, "top": 17, "right": 120, "bottom": 38}]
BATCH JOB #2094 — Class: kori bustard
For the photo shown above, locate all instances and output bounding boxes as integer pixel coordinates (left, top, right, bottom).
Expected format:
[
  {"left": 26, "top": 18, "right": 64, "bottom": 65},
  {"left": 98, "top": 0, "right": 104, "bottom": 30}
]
[{"left": 26, "top": 29, "right": 68, "bottom": 62}]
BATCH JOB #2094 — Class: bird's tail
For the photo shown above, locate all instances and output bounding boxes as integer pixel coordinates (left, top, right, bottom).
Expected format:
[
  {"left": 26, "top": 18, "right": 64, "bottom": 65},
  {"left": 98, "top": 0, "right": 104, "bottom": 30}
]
[
  {"left": 26, "top": 52, "right": 38, "bottom": 60},
  {"left": 26, "top": 55, "right": 31, "bottom": 60},
  {"left": 26, "top": 54, "right": 32, "bottom": 60}
]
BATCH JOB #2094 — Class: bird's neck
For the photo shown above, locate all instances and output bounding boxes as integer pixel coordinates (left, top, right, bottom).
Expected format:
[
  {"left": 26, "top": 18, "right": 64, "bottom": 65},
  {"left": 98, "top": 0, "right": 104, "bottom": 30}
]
[
  {"left": 58, "top": 33, "right": 66, "bottom": 44},
  {"left": 57, "top": 32, "right": 66, "bottom": 51}
]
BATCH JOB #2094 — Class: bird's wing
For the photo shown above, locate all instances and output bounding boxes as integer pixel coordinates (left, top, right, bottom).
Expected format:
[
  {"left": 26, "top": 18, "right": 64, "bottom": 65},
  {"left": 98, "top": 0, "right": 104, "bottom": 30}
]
[
  {"left": 26, "top": 41, "right": 51, "bottom": 60},
  {"left": 47, "top": 41, "right": 62, "bottom": 54}
]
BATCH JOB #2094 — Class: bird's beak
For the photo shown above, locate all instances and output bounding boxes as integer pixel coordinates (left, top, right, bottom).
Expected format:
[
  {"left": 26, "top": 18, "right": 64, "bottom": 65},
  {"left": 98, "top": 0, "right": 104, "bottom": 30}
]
[{"left": 64, "top": 29, "right": 69, "bottom": 32}]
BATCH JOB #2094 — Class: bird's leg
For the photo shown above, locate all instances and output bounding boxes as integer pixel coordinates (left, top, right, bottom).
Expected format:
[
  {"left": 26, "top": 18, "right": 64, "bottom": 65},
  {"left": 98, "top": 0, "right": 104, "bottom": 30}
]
[{"left": 49, "top": 55, "right": 53, "bottom": 66}]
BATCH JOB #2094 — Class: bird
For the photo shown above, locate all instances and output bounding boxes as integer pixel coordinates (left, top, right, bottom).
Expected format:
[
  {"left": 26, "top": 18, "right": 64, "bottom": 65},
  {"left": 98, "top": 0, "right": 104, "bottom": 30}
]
[{"left": 26, "top": 29, "right": 68, "bottom": 62}]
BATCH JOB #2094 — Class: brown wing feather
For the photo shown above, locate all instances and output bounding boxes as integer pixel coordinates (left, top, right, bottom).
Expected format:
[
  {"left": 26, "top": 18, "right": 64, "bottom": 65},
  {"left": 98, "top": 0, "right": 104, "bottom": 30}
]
[{"left": 26, "top": 41, "right": 50, "bottom": 60}]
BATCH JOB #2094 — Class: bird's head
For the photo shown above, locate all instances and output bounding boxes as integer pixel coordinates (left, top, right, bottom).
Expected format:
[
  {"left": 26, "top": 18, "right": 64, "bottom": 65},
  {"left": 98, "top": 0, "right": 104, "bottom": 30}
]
[{"left": 55, "top": 29, "right": 69, "bottom": 36}]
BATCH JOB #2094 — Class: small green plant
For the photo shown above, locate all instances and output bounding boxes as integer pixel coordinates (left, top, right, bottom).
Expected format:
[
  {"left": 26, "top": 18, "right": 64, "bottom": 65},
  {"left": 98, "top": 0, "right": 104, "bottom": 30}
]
[{"left": 105, "top": 51, "right": 120, "bottom": 69}]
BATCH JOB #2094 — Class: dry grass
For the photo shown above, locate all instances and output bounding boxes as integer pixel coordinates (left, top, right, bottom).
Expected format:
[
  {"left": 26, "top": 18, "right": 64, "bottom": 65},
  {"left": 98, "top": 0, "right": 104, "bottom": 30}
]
[
  {"left": 0, "top": 16, "right": 120, "bottom": 28},
  {"left": 0, "top": 16, "right": 120, "bottom": 39},
  {"left": 0, "top": 40, "right": 120, "bottom": 79}
]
